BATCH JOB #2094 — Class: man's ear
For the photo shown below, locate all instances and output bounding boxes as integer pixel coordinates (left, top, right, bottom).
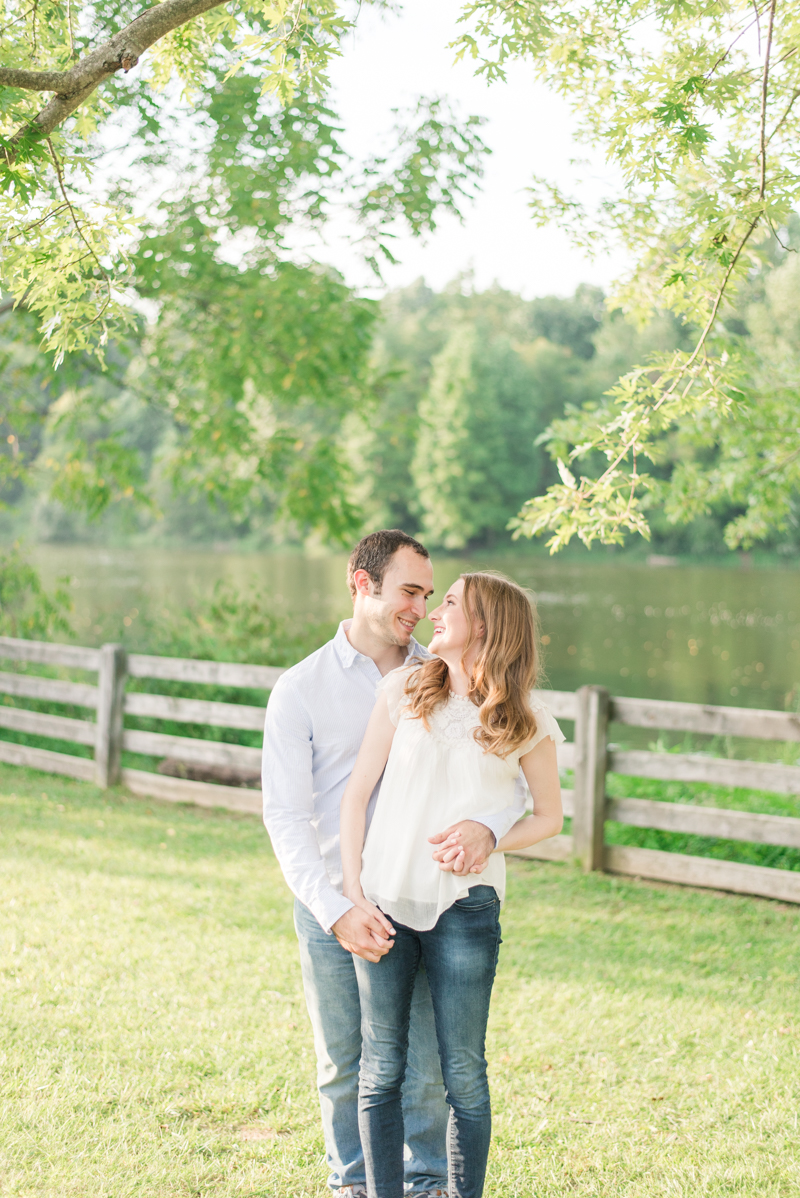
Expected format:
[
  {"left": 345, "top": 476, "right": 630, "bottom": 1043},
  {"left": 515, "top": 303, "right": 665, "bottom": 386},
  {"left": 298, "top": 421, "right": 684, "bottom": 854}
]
[{"left": 353, "top": 568, "right": 375, "bottom": 597}]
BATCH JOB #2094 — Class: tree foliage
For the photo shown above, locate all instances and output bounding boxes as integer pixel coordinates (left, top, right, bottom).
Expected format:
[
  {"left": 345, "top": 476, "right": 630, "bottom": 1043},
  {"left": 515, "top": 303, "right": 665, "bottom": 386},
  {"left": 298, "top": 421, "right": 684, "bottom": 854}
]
[
  {"left": 0, "top": 544, "right": 72, "bottom": 638},
  {"left": 457, "top": 0, "right": 800, "bottom": 552},
  {"left": 1, "top": 4, "right": 488, "bottom": 542},
  {"left": 346, "top": 280, "right": 598, "bottom": 549}
]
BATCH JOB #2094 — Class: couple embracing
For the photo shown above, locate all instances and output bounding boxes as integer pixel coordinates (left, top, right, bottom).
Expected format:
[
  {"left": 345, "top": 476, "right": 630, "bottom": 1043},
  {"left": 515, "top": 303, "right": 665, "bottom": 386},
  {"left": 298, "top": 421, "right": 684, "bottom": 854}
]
[{"left": 262, "top": 529, "right": 564, "bottom": 1198}]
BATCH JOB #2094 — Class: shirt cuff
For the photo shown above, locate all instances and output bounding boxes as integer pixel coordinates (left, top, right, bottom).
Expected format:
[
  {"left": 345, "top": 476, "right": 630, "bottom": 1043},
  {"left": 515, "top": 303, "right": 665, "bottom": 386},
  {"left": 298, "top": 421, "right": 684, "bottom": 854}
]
[
  {"left": 309, "top": 888, "right": 354, "bottom": 935},
  {"left": 471, "top": 811, "right": 513, "bottom": 848}
]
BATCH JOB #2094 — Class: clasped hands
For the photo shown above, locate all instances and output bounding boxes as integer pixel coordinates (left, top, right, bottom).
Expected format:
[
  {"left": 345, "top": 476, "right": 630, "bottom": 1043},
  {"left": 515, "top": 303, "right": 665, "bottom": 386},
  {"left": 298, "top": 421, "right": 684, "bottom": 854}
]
[{"left": 334, "top": 819, "right": 494, "bottom": 962}]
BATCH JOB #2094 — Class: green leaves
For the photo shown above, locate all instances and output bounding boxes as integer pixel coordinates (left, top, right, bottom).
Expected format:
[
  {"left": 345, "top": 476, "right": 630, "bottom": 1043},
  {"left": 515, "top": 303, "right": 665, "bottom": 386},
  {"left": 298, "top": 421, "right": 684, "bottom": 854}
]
[
  {"left": 132, "top": 247, "right": 377, "bottom": 543},
  {"left": 2, "top": 2, "right": 489, "bottom": 544},
  {"left": 0, "top": 544, "right": 72, "bottom": 640},
  {"left": 1, "top": 189, "right": 137, "bottom": 367},
  {"left": 224, "top": 0, "right": 353, "bottom": 104},
  {"left": 0, "top": 0, "right": 354, "bottom": 357},
  {"left": 357, "top": 98, "right": 488, "bottom": 255},
  {"left": 457, "top": 0, "right": 800, "bottom": 552}
]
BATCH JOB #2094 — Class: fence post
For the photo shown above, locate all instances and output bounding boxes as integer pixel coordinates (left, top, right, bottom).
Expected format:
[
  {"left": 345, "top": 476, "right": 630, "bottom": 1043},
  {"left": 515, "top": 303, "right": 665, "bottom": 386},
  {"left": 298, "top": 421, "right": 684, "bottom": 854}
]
[
  {"left": 572, "top": 684, "right": 610, "bottom": 872},
  {"left": 95, "top": 643, "right": 127, "bottom": 788}
]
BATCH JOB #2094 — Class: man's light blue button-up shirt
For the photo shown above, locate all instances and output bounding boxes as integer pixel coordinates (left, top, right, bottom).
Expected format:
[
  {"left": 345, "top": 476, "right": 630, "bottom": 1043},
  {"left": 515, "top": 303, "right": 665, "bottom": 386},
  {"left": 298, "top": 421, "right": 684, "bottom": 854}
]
[{"left": 262, "top": 619, "right": 525, "bottom": 933}]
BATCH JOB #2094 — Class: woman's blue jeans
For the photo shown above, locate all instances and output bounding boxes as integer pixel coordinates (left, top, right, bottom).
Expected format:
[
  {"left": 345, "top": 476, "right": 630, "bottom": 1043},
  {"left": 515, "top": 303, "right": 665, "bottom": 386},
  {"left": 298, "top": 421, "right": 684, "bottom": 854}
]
[{"left": 353, "top": 885, "right": 501, "bottom": 1198}]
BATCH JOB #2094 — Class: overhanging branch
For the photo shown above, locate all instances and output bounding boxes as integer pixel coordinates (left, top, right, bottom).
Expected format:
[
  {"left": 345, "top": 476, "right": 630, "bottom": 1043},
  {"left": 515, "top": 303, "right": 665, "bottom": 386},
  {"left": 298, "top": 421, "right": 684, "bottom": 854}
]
[
  {"left": 0, "top": 68, "right": 71, "bottom": 90},
  {"left": 1, "top": 0, "right": 228, "bottom": 157}
]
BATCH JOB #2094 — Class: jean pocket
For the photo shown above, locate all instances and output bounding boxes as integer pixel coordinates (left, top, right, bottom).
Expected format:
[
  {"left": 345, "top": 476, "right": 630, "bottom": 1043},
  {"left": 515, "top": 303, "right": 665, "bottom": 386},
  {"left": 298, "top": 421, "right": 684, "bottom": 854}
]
[{"left": 454, "top": 885, "right": 499, "bottom": 911}]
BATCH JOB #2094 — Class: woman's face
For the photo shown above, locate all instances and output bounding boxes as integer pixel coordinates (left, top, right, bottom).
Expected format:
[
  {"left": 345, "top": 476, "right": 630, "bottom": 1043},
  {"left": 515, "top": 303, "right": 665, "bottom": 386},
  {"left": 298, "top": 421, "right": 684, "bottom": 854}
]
[{"left": 429, "top": 578, "right": 478, "bottom": 658}]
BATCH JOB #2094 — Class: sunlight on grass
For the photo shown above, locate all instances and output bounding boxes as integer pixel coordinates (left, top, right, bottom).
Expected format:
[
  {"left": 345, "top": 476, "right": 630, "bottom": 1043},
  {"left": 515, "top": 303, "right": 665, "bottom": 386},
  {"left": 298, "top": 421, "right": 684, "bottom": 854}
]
[{"left": 1, "top": 765, "right": 798, "bottom": 1196}]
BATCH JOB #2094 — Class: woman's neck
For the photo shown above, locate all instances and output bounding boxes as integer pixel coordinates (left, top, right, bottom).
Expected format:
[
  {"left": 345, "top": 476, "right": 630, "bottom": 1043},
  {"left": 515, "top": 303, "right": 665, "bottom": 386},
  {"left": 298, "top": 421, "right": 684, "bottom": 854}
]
[
  {"left": 446, "top": 663, "right": 470, "bottom": 696},
  {"left": 437, "top": 647, "right": 479, "bottom": 697}
]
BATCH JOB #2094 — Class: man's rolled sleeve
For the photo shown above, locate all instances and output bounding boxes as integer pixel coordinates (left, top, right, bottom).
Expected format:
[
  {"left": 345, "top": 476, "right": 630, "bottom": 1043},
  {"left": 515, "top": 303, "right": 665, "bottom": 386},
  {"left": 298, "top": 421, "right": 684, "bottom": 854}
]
[
  {"left": 473, "top": 772, "right": 529, "bottom": 846},
  {"left": 262, "top": 678, "right": 353, "bottom": 934}
]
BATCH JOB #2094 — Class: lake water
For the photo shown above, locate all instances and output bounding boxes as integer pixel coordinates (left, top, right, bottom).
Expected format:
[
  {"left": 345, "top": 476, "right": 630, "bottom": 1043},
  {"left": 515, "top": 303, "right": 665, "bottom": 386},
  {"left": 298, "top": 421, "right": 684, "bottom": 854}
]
[{"left": 28, "top": 545, "right": 800, "bottom": 715}]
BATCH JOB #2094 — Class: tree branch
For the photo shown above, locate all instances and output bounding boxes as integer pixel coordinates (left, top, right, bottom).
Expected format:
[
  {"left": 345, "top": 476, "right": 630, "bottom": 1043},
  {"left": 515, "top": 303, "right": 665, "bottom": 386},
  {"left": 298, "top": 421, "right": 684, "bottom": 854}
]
[
  {"left": 46, "top": 137, "right": 113, "bottom": 327},
  {"left": 767, "top": 85, "right": 800, "bottom": 146},
  {"left": 757, "top": 445, "right": 800, "bottom": 476},
  {"left": 759, "top": 0, "right": 778, "bottom": 200},
  {"left": 0, "top": 67, "right": 70, "bottom": 90},
  {"left": 2, "top": 0, "right": 228, "bottom": 158}
]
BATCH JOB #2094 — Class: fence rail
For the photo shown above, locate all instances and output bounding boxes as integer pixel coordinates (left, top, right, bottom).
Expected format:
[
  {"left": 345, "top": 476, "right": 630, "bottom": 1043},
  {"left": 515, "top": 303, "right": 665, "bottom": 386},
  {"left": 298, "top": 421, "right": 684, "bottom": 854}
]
[{"left": 1, "top": 636, "right": 799, "bottom": 905}]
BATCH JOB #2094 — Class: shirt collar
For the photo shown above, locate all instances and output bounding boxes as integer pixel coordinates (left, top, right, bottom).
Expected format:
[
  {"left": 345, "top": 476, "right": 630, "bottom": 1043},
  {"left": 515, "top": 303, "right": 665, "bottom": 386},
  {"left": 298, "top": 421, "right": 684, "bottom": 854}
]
[{"left": 333, "top": 618, "right": 429, "bottom": 669}]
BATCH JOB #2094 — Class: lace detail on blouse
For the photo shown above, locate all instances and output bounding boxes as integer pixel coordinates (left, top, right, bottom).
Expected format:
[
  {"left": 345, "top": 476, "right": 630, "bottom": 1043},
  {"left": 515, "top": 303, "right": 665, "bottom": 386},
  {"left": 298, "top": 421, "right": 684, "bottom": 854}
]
[{"left": 428, "top": 695, "right": 481, "bottom": 743}]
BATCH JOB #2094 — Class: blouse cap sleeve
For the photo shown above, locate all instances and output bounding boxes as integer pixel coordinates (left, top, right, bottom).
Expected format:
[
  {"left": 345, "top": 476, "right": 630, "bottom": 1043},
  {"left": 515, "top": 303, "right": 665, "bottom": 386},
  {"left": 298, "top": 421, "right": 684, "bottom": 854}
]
[
  {"left": 376, "top": 663, "right": 417, "bottom": 727},
  {"left": 521, "top": 695, "right": 566, "bottom": 755}
]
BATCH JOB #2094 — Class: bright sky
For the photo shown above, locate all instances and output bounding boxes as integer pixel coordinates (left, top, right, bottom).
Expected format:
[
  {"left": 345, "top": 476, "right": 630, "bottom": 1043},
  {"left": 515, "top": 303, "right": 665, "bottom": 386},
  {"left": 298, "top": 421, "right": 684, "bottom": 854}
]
[{"left": 324, "top": 0, "right": 630, "bottom": 300}]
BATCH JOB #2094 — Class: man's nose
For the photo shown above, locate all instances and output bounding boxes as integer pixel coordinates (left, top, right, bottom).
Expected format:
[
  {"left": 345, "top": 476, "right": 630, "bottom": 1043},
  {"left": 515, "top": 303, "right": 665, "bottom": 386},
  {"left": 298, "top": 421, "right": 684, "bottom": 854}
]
[{"left": 411, "top": 594, "right": 426, "bottom": 619}]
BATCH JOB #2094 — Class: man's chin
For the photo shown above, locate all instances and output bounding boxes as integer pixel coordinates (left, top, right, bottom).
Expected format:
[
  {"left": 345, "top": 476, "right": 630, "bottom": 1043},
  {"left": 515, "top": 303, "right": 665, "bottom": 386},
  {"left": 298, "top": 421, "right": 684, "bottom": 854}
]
[{"left": 394, "top": 623, "right": 414, "bottom": 644}]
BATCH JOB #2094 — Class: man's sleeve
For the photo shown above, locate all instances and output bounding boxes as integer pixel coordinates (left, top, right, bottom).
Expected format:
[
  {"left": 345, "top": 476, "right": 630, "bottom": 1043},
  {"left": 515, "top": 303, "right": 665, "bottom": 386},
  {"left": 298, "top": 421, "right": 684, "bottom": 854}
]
[
  {"left": 471, "top": 772, "right": 529, "bottom": 847},
  {"left": 262, "top": 678, "right": 353, "bottom": 934}
]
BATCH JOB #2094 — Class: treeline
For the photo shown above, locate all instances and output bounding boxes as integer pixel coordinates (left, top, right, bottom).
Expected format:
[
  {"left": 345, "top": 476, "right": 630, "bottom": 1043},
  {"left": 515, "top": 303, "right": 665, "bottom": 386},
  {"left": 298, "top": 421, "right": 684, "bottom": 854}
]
[
  {"left": 0, "top": 275, "right": 688, "bottom": 551},
  {"left": 2, "top": 259, "right": 800, "bottom": 557},
  {"left": 349, "top": 279, "right": 691, "bottom": 550}
]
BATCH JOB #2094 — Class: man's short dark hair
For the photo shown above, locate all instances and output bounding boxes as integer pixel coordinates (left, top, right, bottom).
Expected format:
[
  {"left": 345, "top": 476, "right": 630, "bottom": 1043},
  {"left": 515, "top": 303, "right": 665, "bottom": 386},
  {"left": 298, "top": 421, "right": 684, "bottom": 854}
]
[{"left": 347, "top": 529, "right": 430, "bottom": 599}]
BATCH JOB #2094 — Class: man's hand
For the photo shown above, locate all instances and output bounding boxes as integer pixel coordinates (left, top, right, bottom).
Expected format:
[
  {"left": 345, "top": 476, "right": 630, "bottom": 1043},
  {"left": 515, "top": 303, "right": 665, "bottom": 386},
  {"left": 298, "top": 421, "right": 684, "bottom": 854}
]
[
  {"left": 429, "top": 820, "right": 495, "bottom": 877},
  {"left": 332, "top": 904, "right": 395, "bottom": 963}
]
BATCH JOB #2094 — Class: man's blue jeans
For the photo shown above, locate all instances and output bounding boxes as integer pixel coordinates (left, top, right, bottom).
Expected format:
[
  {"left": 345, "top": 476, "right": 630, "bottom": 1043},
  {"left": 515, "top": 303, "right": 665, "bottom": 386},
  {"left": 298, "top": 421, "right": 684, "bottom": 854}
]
[
  {"left": 294, "top": 899, "right": 449, "bottom": 1193},
  {"left": 353, "top": 887, "right": 501, "bottom": 1198}
]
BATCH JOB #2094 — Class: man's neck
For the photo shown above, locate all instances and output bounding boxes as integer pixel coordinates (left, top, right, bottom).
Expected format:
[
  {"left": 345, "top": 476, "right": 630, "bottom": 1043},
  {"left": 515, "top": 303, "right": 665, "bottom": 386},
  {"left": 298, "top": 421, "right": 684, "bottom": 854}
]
[{"left": 345, "top": 617, "right": 410, "bottom": 678}]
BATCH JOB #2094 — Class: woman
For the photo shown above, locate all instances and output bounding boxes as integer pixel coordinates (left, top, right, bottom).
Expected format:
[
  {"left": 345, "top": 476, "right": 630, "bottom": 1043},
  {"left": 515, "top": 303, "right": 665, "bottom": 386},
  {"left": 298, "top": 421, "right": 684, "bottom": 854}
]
[{"left": 340, "top": 571, "right": 564, "bottom": 1198}]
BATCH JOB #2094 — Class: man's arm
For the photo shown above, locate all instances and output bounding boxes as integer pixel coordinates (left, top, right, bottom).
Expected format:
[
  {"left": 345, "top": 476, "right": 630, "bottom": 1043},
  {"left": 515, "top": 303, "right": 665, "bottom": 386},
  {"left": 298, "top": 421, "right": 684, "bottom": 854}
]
[{"left": 262, "top": 678, "right": 353, "bottom": 934}]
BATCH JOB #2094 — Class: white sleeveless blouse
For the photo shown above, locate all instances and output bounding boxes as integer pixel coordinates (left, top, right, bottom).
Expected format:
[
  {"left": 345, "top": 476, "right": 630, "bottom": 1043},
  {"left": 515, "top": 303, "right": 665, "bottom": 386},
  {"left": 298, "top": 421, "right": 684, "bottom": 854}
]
[{"left": 360, "top": 664, "right": 565, "bottom": 931}]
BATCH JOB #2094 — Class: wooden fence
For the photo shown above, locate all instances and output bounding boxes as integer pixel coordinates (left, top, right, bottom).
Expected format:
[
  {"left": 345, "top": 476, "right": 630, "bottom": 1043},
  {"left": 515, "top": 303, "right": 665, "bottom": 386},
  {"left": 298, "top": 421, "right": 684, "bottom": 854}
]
[{"left": 2, "top": 635, "right": 800, "bottom": 904}]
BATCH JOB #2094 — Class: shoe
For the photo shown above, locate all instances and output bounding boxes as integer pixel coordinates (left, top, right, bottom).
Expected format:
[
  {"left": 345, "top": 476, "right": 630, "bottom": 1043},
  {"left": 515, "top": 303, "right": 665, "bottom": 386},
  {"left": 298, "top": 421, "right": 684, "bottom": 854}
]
[
  {"left": 413, "top": 1191, "right": 448, "bottom": 1197},
  {"left": 336, "top": 1188, "right": 368, "bottom": 1198}
]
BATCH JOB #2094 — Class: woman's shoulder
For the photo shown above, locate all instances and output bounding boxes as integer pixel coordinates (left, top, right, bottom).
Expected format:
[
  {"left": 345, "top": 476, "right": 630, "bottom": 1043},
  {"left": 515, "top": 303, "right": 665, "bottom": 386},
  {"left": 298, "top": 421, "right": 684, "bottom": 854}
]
[
  {"left": 376, "top": 660, "right": 421, "bottom": 725},
  {"left": 523, "top": 690, "right": 566, "bottom": 749},
  {"left": 376, "top": 659, "right": 420, "bottom": 691}
]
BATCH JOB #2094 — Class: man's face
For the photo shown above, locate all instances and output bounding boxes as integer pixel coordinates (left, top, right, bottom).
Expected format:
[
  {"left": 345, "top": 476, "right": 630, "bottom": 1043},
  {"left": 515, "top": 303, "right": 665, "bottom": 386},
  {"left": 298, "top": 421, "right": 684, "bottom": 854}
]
[{"left": 354, "top": 547, "right": 435, "bottom": 647}]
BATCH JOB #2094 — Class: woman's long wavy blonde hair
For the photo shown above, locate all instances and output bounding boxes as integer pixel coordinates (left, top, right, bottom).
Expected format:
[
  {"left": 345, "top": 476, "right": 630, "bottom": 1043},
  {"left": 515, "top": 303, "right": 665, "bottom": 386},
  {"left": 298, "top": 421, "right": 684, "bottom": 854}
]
[{"left": 404, "top": 571, "right": 540, "bottom": 758}]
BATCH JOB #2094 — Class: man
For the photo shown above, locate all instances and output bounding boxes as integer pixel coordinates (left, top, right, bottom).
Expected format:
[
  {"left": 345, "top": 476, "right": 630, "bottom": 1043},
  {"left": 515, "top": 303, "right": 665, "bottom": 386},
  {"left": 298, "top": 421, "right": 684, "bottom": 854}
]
[{"left": 262, "top": 529, "right": 523, "bottom": 1196}]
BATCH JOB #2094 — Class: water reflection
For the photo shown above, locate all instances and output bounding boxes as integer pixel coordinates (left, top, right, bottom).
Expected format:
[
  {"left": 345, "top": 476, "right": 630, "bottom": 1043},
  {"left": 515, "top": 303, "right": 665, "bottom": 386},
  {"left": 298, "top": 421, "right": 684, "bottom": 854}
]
[{"left": 29, "top": 545, "right": 800, "bottom": 712}]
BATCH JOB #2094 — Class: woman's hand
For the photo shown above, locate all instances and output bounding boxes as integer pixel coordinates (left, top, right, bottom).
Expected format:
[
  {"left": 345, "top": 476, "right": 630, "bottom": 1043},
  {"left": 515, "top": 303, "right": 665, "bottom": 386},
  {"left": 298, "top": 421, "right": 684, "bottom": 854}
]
[
  {"left": 336, "top": 890, "right": 396, "bottom": 961},
  {"left": 333, "top": 902, "right": 395, "bottom": 962},
  {"left": 353, "top": 894, "right": 395, "bottom": 939},
  {"left": 344, "top": 882, "right": 396, "bottom": 939},
  {"left": 429, "top": 820, "right": 494, "bottom": 875}
]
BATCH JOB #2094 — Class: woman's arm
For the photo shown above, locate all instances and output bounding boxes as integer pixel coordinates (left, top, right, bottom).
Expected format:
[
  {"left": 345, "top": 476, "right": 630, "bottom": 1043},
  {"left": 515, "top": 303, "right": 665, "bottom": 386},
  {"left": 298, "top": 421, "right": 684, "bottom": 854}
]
[
  {"left": 496, "top": 735, "right": 563, "bottom": 853},
  {"left": 340, "top": 691, "right": 398, "bottom": 913}
]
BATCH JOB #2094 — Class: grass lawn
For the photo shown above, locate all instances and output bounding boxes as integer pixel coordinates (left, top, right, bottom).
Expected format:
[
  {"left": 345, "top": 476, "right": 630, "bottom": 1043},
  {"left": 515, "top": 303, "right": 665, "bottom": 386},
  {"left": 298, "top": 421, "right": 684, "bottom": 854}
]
[{"left": 1, "top": 764, "right": 799, "bottom": 1197}]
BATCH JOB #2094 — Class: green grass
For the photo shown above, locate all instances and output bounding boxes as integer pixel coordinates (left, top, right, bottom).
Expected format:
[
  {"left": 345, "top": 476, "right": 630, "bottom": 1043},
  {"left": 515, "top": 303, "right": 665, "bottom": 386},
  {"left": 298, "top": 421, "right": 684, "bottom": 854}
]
[{"left": 2, "top": 766, "right": 799, "bottom": 1197}]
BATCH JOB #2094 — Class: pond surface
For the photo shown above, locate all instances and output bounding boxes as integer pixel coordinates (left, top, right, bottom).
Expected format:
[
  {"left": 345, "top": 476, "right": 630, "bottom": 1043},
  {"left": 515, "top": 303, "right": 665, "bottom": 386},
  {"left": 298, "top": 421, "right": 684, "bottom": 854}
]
[{"left": 29, "top": 545, "right": 800, "bottom": 713}]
